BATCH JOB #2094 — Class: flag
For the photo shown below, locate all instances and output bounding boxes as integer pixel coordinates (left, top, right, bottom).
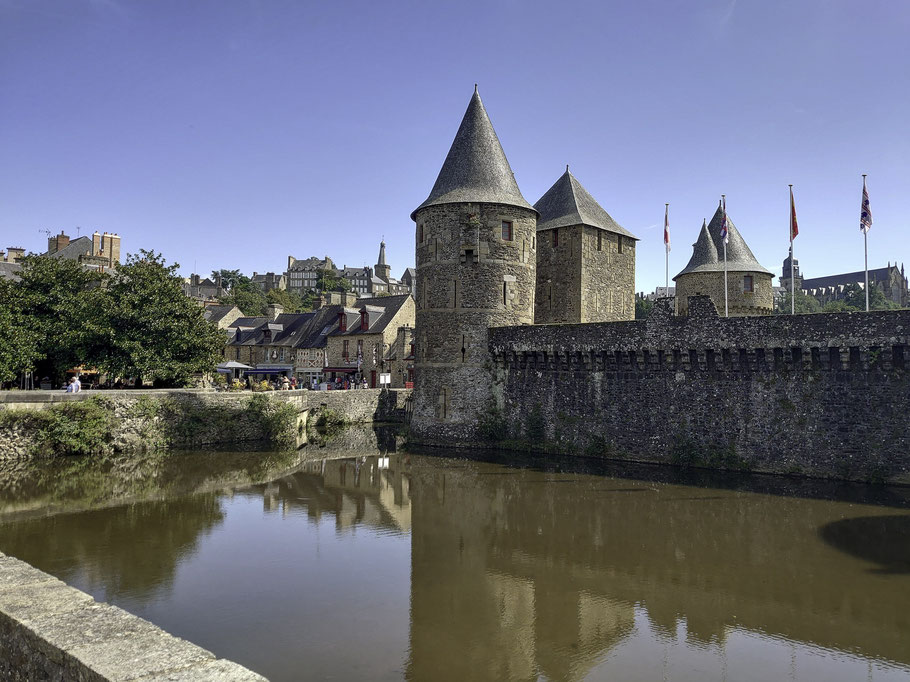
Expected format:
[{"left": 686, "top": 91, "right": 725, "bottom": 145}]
[
  {"left": 720, "top": 197, "right": 729, "bottom": 244},
  {"left": 664, "top": 205, "right": 670, "bottom": 252},
  {"left": 790, "top": 186, "right": 799, "bottom": 240},
  {"left": 860, "top": 177, "right": 872, "bottom": 234}
]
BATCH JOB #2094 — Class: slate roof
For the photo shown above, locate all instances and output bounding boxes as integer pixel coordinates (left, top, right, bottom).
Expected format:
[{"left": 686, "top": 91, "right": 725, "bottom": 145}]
[
  {"left": 0, "top": 262, "right": 22, "bottom": 281},
  {"left": 48, "top": 236, "right": 92, "bottom": 260},
  {"left": 412, "top": 88, "right": 534, "bottom": 220},
  {"left": 534, "top": 169, "right": 637, "bottom": 239},
  {"left": 675, "top": 204, "right": 772, "bottom": 278},
  {"left": 330, "top": 294, "right": 413, "bottom": 337},
  {"left": 801, "top": 266, "right": 900, "bottom": 290},
  {"left": 203, "top": 305, "right": 238, "bottom": 324}
]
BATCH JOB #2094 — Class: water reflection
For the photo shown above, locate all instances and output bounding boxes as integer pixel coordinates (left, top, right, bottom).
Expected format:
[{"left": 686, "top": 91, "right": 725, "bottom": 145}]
[{"left": 0, "top": 430, "right": 908, "bottom": 681}]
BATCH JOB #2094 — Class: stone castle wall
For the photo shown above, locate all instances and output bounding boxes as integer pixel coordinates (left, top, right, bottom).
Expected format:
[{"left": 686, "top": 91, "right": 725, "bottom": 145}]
[
  {"left": 675, "top": 270, "right": 773, "bottom": 316},
  {"left": 411, "top": 202, "right": 536, "bottom": 444},
  {"left": 487, "top": 298, "right": 910, "bottom": 482},
  {"left": 535, "top": 226, "right": 635, "bottom": 324}
]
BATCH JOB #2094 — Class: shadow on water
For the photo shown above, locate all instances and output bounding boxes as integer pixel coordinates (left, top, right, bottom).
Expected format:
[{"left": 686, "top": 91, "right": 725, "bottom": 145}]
[
  {"left": 406, "top": 444, "right": 910, "bottom": 509},
  {"left": 819, "top": 515, "right": 910, "bottom": 573}
]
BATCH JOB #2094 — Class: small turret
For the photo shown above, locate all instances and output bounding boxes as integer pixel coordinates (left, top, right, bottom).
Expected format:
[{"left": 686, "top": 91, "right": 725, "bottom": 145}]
[{"left": 374, "top": 240, "right": 391, "bottom": 283}]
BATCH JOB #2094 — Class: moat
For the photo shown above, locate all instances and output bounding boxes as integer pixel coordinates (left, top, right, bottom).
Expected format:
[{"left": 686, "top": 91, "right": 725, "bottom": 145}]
[{"left": 1, "top": 429, "right": 909, "bottom": 681}]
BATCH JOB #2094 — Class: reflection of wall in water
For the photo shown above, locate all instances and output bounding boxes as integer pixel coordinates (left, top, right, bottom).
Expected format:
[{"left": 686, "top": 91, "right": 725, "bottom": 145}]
[
  {"left": 243, "top": 455, "right": 411, "bottom": 533},
  {"left": 406, "top": 460, "right": 910, "bottom": 679}
]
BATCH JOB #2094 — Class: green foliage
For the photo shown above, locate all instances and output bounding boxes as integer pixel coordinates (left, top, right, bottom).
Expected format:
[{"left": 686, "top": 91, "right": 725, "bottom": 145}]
[
  {"left": 210, "top": 269, "right": 247, "bottom": 292},
  {"left": 246, "top": 394, "right": 298, "bottom": 447},
  {"left": 477, "top": 403, "right": 509, "bottom": 442},
  {"left": 266, "top": 288, "right": 311, "bottom": 312},
  {"left": 524, "top": 404, "right": 546, "bottom": 443},
  {"left": 1, "top": 397, "right": 119, "bottom": 457},
  {"left": 219, "top": 283, "right": 268, "bottom": 316},
  {"left": 775, "top": 290, "right": 820, "bottom": 314},
  {"left": 0, "top": 278, "right": 41, "bottom": 383},
  {"left": 12, "top": 254, "right": 106, "bottom": 381},
  {"left": 92, "top": 250, "right": 226, "bottom": 387},
  {"left": 821, "top": 299, "right": 858, "bottom": 313},
  {"left": 843, "top": 283, "right": 900, "bottom": 311},
  {"left": 316, "top": 269, "right": 352, "bottom": 293},
  {"left": 634, "top": 297, "right": 654, "bottom": 320}
]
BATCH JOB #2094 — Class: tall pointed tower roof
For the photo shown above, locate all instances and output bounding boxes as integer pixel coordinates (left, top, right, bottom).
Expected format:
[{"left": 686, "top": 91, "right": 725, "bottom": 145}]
[
  {"left": 377, "top": 240, "right": 387, "bottom": 266},
  {"left": 411, "top": 87, "right": 534, "bottom": 220},
  {"left": 533, "top": 167, "right": 638, "bottom": 239},
  {"left": 675, "top": 203, "right": 771, "bottom": 278}
]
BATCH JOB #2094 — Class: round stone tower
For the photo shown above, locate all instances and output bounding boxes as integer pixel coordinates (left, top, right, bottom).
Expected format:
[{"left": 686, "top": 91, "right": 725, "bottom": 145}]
[{"left": 410, "top": 87, "right": 537, "bottom": 444}]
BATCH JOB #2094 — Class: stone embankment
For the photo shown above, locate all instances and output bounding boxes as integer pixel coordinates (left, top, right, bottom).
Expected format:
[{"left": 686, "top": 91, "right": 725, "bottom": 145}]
[
  {"left": 0, "top": 388, "right": 410, "bottom": 461},
  {"left": 0, "top": 551, "right": 266, "bottom": 681}
]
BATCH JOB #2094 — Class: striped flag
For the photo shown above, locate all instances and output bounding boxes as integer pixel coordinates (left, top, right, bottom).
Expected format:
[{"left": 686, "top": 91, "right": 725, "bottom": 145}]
[
  {"left": 790, "top": 186, "right": 799, "bottom": 240},
  {"left": 720, "top": 197, "right": 729, "bottom": 244},
  {"left": 664, "top": 204, "right": 670, "bottom": 252},
  {"left": 860, "top": 177, "right": 872, "bottom": 233}
]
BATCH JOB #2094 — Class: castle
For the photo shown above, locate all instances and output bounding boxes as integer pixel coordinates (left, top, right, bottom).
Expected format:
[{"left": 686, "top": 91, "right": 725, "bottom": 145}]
[{"left": 410, "top": 88, "right": 771, "bottom": 443}]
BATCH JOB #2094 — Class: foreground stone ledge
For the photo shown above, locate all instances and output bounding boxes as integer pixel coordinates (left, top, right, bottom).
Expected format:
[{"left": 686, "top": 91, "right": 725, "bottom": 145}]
[{"left": 0, "top": 552, "right": 267, "bottom": 681}]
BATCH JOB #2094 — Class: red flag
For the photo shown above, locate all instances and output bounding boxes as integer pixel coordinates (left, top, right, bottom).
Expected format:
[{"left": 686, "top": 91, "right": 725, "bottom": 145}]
[
  {"left": 790, "top": 186, "right": 799, "bottom": 240},
  {"left": 664, "top": 204, "right": 670, "bottom": 252}
]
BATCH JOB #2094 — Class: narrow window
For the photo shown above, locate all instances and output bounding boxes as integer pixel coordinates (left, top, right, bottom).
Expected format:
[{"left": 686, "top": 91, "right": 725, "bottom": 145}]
[
  {"left": 502, "top": 281, "right": 507, "bottom": 307},
  {"left": 617, "top": 236, "right": 623, "bottom": 254},
  {"left": 464, "top": 248, "right": 474, "bottom": 263},
  {"left": 357, "top": 339, "right": 363, "bottom": 361},
  {"left": 501, "top": 220, "right": 513, "bottom": 241},
  {"left": 744, "top": 275, "right": 754, "bottom": 293},
  {"left": 343, "top": 340, "right": 349, "bottom": 361},
  {"left": 553, "top": 230, "right": 559, "bottom": 248},
  {"left": 338, "top": 312, "right": 347, "bottom": 332},
  {"left": 453, "top": 279, "right": 458, "bottom": 308},
  {"left": 418, "top": 223, "right": 424, "bottom": 243},
  {"left": 597, "top": 231, "right": 602, "bottom": 251},
  {"left": 461, "top": 335, "right": 466, "bottom": 363}
]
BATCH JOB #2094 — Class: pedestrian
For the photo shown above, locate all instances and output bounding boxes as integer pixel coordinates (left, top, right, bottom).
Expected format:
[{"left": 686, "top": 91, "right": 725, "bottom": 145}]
[
  {"left": 73, "top": 376, "right": 82, "bottom": 393},
  {"left": 64, "top": 377, "right": 76, "bottom": 393}
]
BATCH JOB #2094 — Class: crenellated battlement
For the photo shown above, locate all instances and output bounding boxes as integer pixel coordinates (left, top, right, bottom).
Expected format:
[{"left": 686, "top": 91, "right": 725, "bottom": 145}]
[{"left": 484, "top": 297, "right": 910, "bottom": 483}]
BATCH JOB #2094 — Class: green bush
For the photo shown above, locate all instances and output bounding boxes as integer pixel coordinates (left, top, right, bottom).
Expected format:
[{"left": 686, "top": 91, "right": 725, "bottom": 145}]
[{"left": 3, "top": 397, "right": 120, "bottom": 457}]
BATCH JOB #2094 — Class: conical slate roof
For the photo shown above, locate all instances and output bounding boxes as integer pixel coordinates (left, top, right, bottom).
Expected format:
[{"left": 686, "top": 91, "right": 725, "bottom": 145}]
[
  {"left": 533, "top": 168, "right": 638, "bottom": 240},
  {"left": 675, "top": 203, "right": 772, "bottom": 278},
  {"left": 411, "top": 88, "right": 534, "bottom": 220}
]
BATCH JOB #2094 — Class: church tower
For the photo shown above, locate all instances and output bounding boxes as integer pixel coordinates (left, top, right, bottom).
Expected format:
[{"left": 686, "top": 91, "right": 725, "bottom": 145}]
[
  {"left": 375, "top": 240, "right": 391, "bottom": 283},
  {"left": 410, "top": 87, "right": 537, "bottom": 443}
]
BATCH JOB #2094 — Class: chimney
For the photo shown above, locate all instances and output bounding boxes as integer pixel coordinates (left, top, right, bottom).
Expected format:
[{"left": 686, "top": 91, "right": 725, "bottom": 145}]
[
  {"left": 288, "top": 255, "right": 296, "bottom": 270},
  {"left": 266, "top": 303, "right": 284, "bottom": 320},
  {"left": 343, "top": 291, "right": 358, "bottom": 307},
  {"left": 92, "top": 231, "right": 101, "bottom": 257},
  {"left": 109, "top": 233, "right": 121, "bottom": 264},
  {"left": 6, "top": 247, "right": 25, "bottom": 263},
  {"left": 192, "top": 274, "right": 200, "bottom": 286}
]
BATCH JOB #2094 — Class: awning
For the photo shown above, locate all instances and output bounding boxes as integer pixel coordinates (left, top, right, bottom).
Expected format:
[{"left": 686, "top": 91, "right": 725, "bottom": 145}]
[
  {"left": 217, "top": 361, "right": 252, "bottom": 370},
  {"left": 248, "top": 365, "right": 293, "bottom": 371},
  {"left": 323, "top": 367, "right": 357, "bottom": 373}
]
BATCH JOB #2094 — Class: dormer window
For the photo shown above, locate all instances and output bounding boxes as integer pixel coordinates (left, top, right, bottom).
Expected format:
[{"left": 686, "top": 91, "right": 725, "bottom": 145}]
[
  {"left": 361, "top": 310, "right": 368, "bottom": 331},
  {"left": 338, "top": 312, "right": 347, "bottom": 332}
]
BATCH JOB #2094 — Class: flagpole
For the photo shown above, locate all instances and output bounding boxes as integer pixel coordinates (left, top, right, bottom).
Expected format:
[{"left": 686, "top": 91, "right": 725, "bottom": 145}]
[
  {"left": 665, "top": 203, "right": 669, "bottom": 293},
  {"left": 863, "top": 174, "right": 869, "bottom": 312},
  {"left": 790, "top": 184, "right": 795, "bottom": 315},
  {"left": 722, "top": 194, "right": 728, "bottom": 317}
]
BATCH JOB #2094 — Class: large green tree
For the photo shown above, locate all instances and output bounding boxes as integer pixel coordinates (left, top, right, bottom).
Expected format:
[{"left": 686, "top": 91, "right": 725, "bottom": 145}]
[
  {"left": 94, "top": 251, "right": 225, "bottom": 386},
  {"left": 210, "top": 268, "right": 247, "bottom": 292},
  {"left": 775, "top": 290, "right": 820, "bottom": 314},
  {"left": 0, "top": 278, "right": 41, "bottom": 384},
  {"left": 13, "top": 255, "right": 105, "bottom": 381}
]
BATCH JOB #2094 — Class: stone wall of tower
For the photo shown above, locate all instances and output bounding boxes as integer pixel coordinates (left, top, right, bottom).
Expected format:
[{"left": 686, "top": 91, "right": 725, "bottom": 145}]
[
  {"left": 675, "top": 271, "right": 773, "bottom": 316},
  {"left": 535, "top": 226, "right": 581, "bottom": 324},
  {"left": 411, "top": 202, "right": 536, "bottom": 444},
  {"left": 536, "top": 226, "right": 636, "bottom": 324}
]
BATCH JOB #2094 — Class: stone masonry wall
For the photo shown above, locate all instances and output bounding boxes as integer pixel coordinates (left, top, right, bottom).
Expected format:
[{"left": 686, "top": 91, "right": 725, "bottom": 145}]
[
  {"left": 0, "top": 389, "right": 410, "bottom": 461},
  {"left": 675, "top": 270, "right": 773, "bottom": 316},
  {"left": 488, "top": 298, "right": 910, "bottom": 483},
  {"left": 411, "top": 202, "right": 536, "bottom": 445}
]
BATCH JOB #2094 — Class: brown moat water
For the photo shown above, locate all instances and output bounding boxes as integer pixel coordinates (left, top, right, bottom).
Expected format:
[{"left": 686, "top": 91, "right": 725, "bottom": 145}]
[{"left": 0, "top": 431, "right": 909, "bottom": 681}]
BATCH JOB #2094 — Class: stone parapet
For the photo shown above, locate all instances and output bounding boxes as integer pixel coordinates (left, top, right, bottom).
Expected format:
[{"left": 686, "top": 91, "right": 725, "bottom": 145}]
[{"left": 0, "top": 551, "right": 266, "bottom": 680}]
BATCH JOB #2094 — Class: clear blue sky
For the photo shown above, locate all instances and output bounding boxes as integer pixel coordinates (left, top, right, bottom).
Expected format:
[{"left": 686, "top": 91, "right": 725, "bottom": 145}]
[{"left": 2, "top": 0, "right": 908, "bottom": 291}]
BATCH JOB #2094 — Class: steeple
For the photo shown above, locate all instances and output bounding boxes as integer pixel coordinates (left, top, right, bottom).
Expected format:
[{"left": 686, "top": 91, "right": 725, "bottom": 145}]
[
  {"left": 411, "top": 88, "right": 533, "bottom": 220},
  {"left": 675, "top": 207, "right": 771, "bottom": 278},
  {"left": 534, "top": 167, "right": 637, "bottom": 239},
  {"left": 374, "top": 240, "right": 391, "bottom": 283}
]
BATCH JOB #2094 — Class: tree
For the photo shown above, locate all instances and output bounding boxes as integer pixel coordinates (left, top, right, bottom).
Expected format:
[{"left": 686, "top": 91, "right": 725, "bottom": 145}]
[
  {"left": 0, "top": 278, "right": 41, "bottom": 384},
  {"left": 774, "top": 290, "right": 820, "bottom": 314},
  {"left": 266, "top": 288, "right": 311, "bottom": 313},
  {"left": 14, "top": 254, "right": 106, "bottom": 382},
  {"left": 316, "top": 269, "right": 351, "bottom": 293},
  {"left": 842, "top": 282, "right": 900, "bottom": 311},
  {"left": 210, "top": 269, "right": 247, "bottom": 292},
  {"left": 635, "top": 297, "right": 654, "bottom": 320},
  {"left": 94, "top": 251, "right": 225, "bottom": 386}
]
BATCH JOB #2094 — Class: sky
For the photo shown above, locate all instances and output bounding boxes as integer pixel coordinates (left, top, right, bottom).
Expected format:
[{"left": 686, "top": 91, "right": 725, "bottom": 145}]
[{"left": 2, "top": 0, "right": 908, "bottom": 292}]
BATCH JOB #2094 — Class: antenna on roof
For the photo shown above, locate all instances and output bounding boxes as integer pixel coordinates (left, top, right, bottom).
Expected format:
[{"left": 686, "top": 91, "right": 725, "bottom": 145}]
[
  {"left": 76, "top": 226, "right": 81, "bottom": 237},
  {"left": 38, "top": 228, "right": 51, "bottom": 237}
]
